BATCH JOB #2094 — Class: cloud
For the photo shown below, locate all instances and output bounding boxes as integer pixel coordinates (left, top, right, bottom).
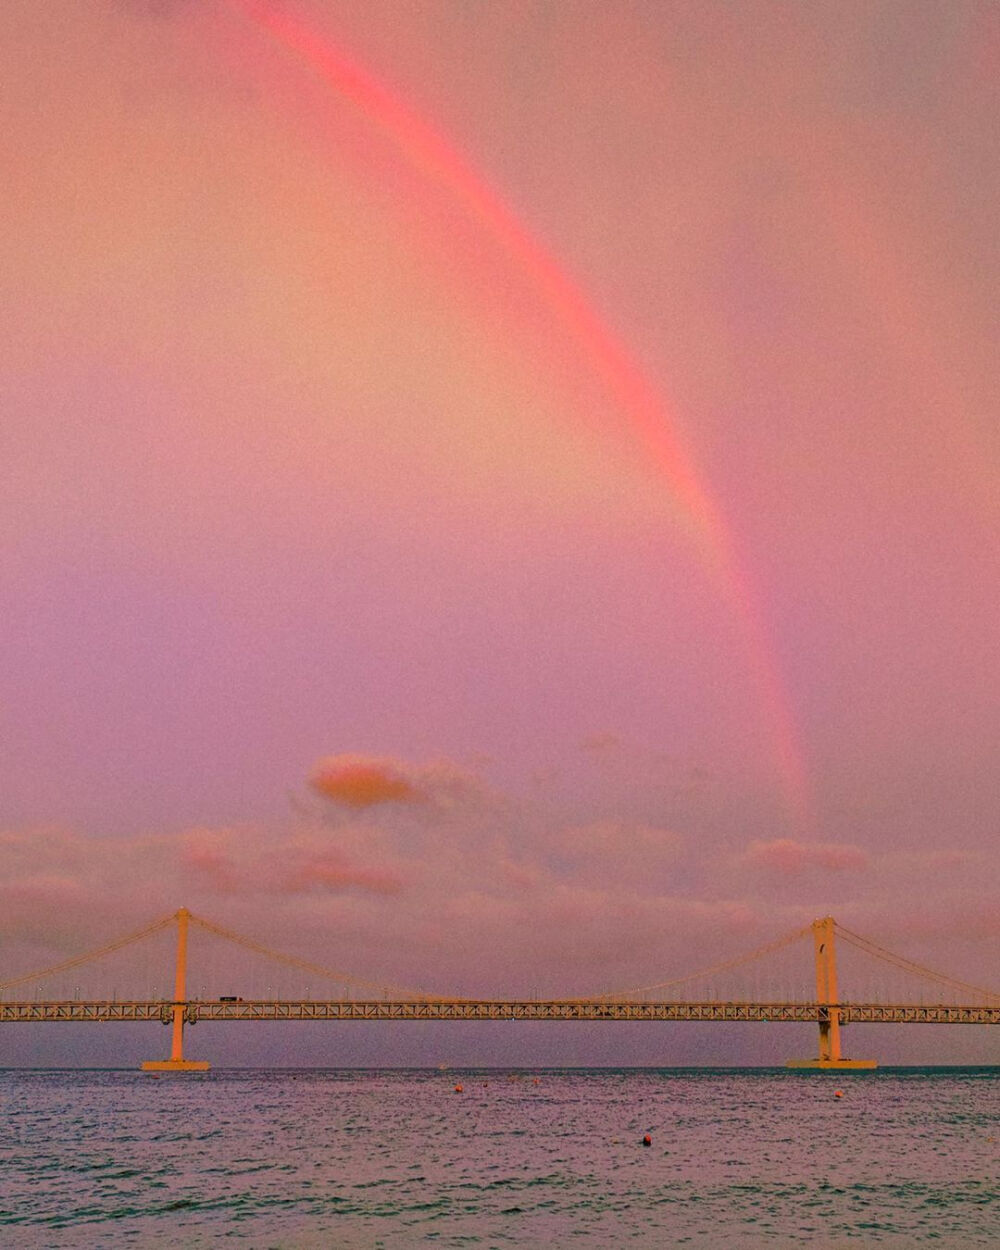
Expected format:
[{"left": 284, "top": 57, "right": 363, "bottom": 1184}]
[
  {"left": 266, "top": 839, "right": 403, "bottom": 897},
  {"left": 308, "top": 753, "right": 498, "bottom": 814},
  {"left": 180, "top": 829, "right": 242, "bottom": 893},
  {"left": 0, "top": 823, "right": 403, "bottom": 948},
  {"left": 742, "top": 838, "right": 870, "bottom": 876},
  {"left": 0, "top": 755, "right": 993, "bottom": 1000},
  {"left": 181, "top": 826, "right": 405, "bottom": 897},
  {"left": 0, "top": 812, "right": 751, "bottom": 996},
  {"left": 310, "top": 756, "right": 422, "bottom": 809}
]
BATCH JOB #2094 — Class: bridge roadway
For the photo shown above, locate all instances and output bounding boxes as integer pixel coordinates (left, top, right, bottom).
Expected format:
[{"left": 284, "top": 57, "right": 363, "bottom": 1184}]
[{"left": 1, "top": 1000, "right": 998, "bottom": 1026}]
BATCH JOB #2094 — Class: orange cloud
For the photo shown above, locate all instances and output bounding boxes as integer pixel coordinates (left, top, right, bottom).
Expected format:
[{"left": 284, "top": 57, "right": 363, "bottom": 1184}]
[
  {"left": 743, "top": 838, "right": 869, "bottom": 875},
  {"left": 310, "top": 756, "right": 421, "bottom": 808},
  {"left": 308, "top": 753, "right": 498, "bottom": 814}
]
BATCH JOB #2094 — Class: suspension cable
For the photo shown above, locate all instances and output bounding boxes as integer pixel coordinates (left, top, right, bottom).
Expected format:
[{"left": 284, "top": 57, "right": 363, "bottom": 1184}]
[
  {"left": 835, "top": 923, "right": 1000, "bottom": 1003},
  {"left": 590, "top": 923, "right": 815, "bottom": 1001},
  {"left": 0, "top": 912, "right": 177, "bottom": 993},
  {"left": 186, "top": 911, "right": 447, "bottom": 1001}
]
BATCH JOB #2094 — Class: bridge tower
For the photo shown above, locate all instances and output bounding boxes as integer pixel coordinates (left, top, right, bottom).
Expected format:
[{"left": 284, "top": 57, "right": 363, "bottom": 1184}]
[
  {"left": 141, "top": 908, "right": 210, "bottom": 1073},
  {"left": 787, "top": 916, "right": 875, "bottom": 1070}
]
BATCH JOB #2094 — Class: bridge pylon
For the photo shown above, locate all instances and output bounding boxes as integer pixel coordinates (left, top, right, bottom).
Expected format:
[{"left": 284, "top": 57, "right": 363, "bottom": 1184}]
[
  {"left": 787, "top": 916, "right": 875, "bottom": 1071},
  {"left": 141, "top": 907, "right": 210, "bottom": 1073}
]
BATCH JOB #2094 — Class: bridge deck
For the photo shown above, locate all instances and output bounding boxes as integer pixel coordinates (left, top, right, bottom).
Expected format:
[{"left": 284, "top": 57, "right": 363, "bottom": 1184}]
[{"left": 1, "top": 1000, "right": 997, "bottom": 1025}]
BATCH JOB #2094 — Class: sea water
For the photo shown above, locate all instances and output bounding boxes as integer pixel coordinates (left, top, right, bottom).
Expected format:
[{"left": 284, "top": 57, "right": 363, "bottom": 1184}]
[{"left": 0, "top": 1068, "right": 996, "bottom": 1247}]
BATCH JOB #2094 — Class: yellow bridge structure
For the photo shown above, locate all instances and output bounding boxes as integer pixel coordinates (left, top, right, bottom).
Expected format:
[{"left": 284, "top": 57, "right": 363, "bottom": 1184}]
[{"left": 1, "top": 910, "right": 997, "bottom": 1073}]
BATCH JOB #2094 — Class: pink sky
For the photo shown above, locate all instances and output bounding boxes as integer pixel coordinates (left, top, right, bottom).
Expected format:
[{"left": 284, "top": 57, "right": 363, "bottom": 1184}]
[{"left": 2, "top": 1, "right": 997, "bottom": 1064}]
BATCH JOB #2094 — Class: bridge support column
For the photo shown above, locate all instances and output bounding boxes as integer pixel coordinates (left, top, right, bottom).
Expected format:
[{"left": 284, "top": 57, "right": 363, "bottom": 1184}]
[
  {"left": 786, "top": 916, "right": 875, "bottom": 1071},
  {"left": 142, "top": 907, "right": 210, "bottom": 1073}
]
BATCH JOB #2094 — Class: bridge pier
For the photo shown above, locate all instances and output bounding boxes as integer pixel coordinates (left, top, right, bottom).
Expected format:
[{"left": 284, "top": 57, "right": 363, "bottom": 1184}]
[
  {"left": 787, "top": 916, "right": 875, "bottom": 1070},
  {"left": 142, "top": 908, "right": 209, "bottom": 1073}
]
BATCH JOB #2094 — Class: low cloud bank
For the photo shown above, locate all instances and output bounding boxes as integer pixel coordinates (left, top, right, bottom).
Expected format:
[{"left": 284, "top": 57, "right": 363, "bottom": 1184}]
[
  {"left": 743, "top": 838, "right": 870, "bottom": 875},
  {"left": 1, "top": 754, "right": 995, "bottom": 996}
]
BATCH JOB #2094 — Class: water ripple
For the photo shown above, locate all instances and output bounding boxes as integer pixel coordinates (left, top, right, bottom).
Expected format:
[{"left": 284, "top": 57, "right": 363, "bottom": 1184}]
[{"left": 0, "top": 1068, "right": 996, "bottom": 1247}]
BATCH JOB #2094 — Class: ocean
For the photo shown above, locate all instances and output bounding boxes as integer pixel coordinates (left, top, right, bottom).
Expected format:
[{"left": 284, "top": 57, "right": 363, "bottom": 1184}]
[{"left": 0, "top": 1067, "right": 996, "bottom": 1247}]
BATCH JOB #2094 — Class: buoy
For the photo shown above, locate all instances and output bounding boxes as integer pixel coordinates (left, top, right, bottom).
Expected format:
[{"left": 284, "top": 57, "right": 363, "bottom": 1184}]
[
  {"left": 834, "top": 1089, "right": 844, "bottom": 1098},
  {"left": 454, "top": 1084, "right": 464, "bottom": 1093},
  {"left": 642, "top": 1134, "right": 652, "bottom": 1147},
  {"left": 532, "top": 1078, "right": 540, "bottom": 1085}
]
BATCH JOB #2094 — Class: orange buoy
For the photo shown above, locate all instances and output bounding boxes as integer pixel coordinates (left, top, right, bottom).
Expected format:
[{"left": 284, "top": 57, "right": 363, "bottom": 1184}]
[
  {"left": 834, "top": 1089, "right": 844, "bottom": 1098},
  {"left": 454, "top": 1084, "right": 464, "bottom": 1093},
  {"left": 642, "top": 1134, "right": 652, "bottom": 1147}
]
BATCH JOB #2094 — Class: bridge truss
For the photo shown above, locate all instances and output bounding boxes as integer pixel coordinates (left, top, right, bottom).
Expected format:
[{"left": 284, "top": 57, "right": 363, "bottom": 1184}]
[{"left": 1, "top": 998, "right": 998, "bottom": 1026}]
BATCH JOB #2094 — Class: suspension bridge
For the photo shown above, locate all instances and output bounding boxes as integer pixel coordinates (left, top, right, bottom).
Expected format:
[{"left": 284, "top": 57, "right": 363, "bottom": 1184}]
[{"left": 1, "top": 910, "right": 996, "bottom": 1072}]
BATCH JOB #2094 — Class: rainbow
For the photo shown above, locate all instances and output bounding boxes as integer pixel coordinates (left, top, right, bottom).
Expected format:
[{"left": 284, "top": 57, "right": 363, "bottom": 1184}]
[{"left": 223, "top": 0, "right": 810, "bottom": 826}]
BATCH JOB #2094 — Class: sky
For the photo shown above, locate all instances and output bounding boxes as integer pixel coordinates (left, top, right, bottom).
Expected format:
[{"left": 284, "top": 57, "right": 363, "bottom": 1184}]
[{"left": 2, "top": 0, "right": 998, "bottom": 1066}]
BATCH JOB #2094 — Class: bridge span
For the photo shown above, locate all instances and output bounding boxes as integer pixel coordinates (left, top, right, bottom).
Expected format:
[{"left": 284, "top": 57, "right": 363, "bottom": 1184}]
[
  {"left": 2, "top": 998, "right": 998, "bottom": 1026},
  {"left": 2, "top": 909, "right": 997, "bottom": 1072}
]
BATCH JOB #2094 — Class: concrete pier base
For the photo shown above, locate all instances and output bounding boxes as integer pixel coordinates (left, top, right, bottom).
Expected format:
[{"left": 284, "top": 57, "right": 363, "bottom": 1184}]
[
  {"left": 786, "top": 1058, "right": 877, "bottom": 1070},
  {"left": 141, "top": 1059, "right": 211, "bottom": 1073}
]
